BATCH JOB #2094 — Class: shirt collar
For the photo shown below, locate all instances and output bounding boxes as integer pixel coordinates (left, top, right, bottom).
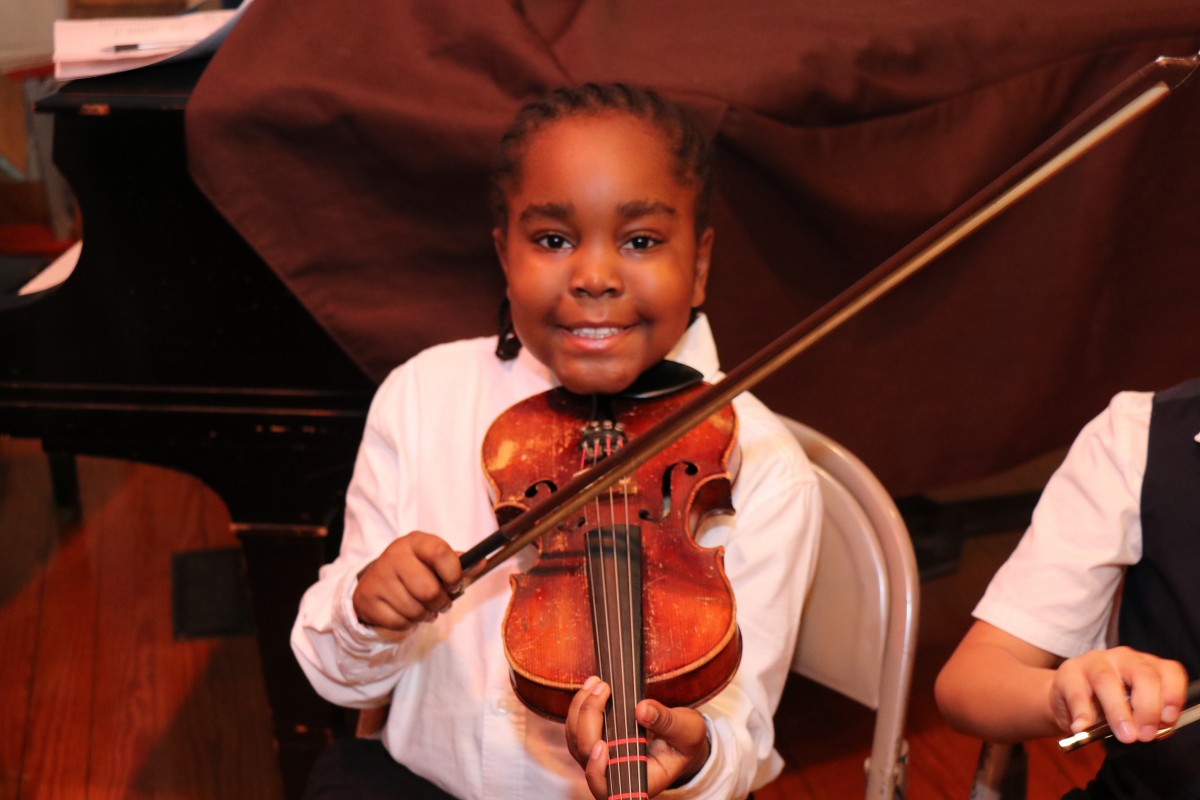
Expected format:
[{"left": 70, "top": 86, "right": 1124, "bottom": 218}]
[{"left": 665, "top": 312, "right": 722, "bottom": 382}]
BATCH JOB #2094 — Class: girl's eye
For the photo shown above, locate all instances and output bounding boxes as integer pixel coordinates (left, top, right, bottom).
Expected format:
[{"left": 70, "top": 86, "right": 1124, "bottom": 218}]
[
  {"left": 625, "top": 236, "right": 658, "bottom": 251},
  {"left": 535, "top": 234, "right": 571, "bottom": 250}
]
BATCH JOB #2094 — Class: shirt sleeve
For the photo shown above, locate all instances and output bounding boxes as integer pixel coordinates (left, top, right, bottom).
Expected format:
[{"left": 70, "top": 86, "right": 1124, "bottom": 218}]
[
  {"left": 973, "top": 391, "right": 1152, "bottom": 659},
  {"left": 290, "top": 368, "right": 422, "bottom": 708},
  {"left": 667, "top": 406, "right": 823, "bottom": 799}
]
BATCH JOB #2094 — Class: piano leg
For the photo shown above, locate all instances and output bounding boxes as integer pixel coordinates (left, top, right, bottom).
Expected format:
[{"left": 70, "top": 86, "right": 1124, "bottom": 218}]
[{"left": 235, "top": 522, "right": 347, "bottom": 800}]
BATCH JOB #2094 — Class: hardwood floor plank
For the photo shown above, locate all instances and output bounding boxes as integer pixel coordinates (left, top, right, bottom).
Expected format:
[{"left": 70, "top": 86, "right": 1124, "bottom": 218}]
[
  {"left": 0, "top": 439, "right": 54, "bottom": 800},
  {"left": 195, "top": 639, "right": 284, "bottom": 800},
  {"left": 145, "top": 470, "right": 228, "bottom": 800},
  {"left": 0, "top": 581, "right": 39, "bottom": 800},
  {"left": 88, "top": 467, "right": 185, "bottom": 799},
  {"left": 141, "top": 468, "right": 282, "bottom": 800},
  {"left": 21, "top": 504, "right": 102, "bottom": 796}
]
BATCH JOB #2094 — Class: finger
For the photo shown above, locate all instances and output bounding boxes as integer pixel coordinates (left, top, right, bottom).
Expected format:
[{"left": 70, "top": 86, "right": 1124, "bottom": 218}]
[
  {"left": 1089, "top": 665, "right": 1136, "bottom": 743},
  {"left": 567, "top": 680, "right": 610, "bottom": 800},
  {"left": 583, "top": 739, "right": 609, "bottom": 800},
  {"left": 351, "top": 563, "right": 420, "bottom": 631},
  {"left": 565, "top": 676, "right": 603, "bottom": 764},
  {"left": 1158, "top": 661, "right": 1189, "bottom": 725},
  {"left": 637, "top": 700, "right": 704, "bottom": 750},
  {"left": 412, "top": 532, "right": 465, "bottom": 593},
  {"left": 403, "top": 535, "right": 462, "bottom": 611},
  {"left": 377, "top": 551, "right": 450, "bottom": 620},
  {"left": 356, "top": 575, "right": 432, "bottom": 629},
  {"left": 637, "top": 701, "right": 709, "bottom": 792},
  {"left": 1054, "top": 663, "right": 1102, "bottom": 733},
  {"left": 569, "top": 678, "right": 609, "bottom": 768},
  {"left": 1125, "top": 661, "right": 1168, "bottom": 741}
]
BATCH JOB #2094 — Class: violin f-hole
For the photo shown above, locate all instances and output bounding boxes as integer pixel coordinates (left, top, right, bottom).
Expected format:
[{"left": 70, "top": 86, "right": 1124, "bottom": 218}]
[{"left": 638, "top": 460, "right": 699, "bottom": 523}]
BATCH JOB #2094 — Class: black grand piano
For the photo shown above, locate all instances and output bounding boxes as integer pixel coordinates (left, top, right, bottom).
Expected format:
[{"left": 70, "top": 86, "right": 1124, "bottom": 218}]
[{"left": 0, "top": 59, "right": 371, "bottom": 797}]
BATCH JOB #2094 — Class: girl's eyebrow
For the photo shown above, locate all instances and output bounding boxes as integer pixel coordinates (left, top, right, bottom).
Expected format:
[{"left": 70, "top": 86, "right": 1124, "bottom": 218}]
[
  {"left": 517, "top": 199, "right": 678, "bottom": 223},
  {"left": 617, "top": 199, "right": 678, "bottom": 219},
  {"left": 519, "top": 202, "right": 574, "bottom": 223}
]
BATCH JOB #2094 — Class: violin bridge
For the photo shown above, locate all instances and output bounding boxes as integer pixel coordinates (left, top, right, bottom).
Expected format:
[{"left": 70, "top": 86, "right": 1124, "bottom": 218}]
[
  {"left": 578, "top": 419, "right": 628, "bottom": 463},
  {"left": 576, "top": 420, "right": 637, "bottom": 495}
]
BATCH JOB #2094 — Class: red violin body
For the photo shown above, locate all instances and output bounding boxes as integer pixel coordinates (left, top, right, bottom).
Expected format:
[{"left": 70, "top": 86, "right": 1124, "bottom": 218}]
[{"left": 483, "top": 382, "right": 742, "bottom": 721}]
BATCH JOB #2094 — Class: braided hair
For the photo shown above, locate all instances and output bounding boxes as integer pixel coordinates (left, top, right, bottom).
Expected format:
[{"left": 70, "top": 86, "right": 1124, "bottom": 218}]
[{"left": 492, "top": 83, "right": 715, "bottom": 360}]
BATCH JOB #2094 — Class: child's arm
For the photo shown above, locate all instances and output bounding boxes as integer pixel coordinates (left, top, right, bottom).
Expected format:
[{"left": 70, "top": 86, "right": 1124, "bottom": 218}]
[
  {"left": 291, "top": 367, "right": 450, "bottom": 706},
  {"left": 936, "top": 620, "right": 1188, "bottom": 745}
]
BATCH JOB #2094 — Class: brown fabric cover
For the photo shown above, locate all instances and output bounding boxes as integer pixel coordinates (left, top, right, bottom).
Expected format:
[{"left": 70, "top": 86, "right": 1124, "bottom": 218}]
[{"left": 186, "top": 1, "right": 1200, "bottom": 495}]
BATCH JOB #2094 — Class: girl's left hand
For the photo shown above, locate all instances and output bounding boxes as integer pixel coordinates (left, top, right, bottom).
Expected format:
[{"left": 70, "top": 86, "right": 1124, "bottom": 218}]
[{"left": 565, "top": 676, "right": 711, "bottom": 799}]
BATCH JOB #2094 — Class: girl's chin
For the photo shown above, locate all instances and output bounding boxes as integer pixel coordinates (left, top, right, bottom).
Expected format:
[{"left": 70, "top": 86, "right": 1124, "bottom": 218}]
[{"left": 555, "top": 366, "right": 642, "bottom": 397}]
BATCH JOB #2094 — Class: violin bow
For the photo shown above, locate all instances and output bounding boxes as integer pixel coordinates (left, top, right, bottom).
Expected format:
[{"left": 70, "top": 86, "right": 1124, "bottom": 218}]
[{"left": 459, "top": 49, "right": 1200, "bottom": 585}]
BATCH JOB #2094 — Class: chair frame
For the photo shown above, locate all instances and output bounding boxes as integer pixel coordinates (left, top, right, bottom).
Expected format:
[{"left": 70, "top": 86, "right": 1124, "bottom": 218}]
[
  {"left": 782, "top": 417, "right": 920, "bottom": 799},
  {"left": 355, "top": 417, "right": 920, "bottom": 798}
]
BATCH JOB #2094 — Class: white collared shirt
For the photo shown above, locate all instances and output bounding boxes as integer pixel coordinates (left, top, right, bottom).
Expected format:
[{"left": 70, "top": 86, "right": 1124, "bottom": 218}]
[
  {"left": 292, "top": 315, "right": 822, "bottom": 799},
  {"left": 973, "top": 390, "right": 1155, "bottom": 658}
]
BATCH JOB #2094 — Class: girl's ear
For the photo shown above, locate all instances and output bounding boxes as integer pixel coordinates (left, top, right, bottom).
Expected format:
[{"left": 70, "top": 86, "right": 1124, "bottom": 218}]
[
  {"left": 690, "top": 226, "right": 714, "bottom": 308},
  {"left": 493, "top": 227, "right": 510, "bottom": 276}
]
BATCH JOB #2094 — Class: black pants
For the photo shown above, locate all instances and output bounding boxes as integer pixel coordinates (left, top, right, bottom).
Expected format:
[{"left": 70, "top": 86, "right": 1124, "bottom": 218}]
[
  {"left": 304, "top": 738, "right": 459, "bottom": 800},
  {"left": 305, "top": 736, "right": 758, "bottom": 799}
]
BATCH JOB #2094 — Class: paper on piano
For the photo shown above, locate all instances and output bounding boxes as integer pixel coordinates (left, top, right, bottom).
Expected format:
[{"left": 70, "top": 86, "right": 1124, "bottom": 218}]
[{"left": 52, "top": 0, "right": 253, "bottom": 80}]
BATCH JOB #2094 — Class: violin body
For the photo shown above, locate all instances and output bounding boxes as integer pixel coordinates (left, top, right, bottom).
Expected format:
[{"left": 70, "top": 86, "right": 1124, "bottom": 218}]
[{"left": 484, "top": 382, "right": 742, "bottom": 721}]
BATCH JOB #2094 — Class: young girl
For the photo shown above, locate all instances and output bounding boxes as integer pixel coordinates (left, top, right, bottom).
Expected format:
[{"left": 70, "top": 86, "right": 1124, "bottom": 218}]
[{"left": 292, "top": 83, "right": 822, "bottom": 800}]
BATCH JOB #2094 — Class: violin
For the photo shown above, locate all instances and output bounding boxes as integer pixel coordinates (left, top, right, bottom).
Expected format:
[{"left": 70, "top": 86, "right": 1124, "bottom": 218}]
[
  {"left": 483, "top": 373, "right": 741, "bottom": 797},
  {"left": 457, "top": 51, "right": 1198, "bottom": 799},
  {"left": 486, "top": 379, "right": 742, "bottom": 714}
]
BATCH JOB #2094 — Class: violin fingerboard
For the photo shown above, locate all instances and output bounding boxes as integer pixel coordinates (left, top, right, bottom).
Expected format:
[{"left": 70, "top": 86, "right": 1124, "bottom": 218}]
[{"left": 586, "top": 524, "right": 649, "bottom": 799}]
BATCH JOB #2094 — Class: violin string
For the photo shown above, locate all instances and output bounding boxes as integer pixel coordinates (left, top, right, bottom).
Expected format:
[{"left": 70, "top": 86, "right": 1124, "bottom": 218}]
[
  {"left": 621, "top": 448, "right": 645, "bottom": 796},
  {"left": 584, "top": 398, "right": 625, "bottom": 795},
  {"left": 606, "top": 429, "right": 644, "bottom": 797},
  {"left": 619, "top": 465, "right": 638, "bottom": 796},
  {"left": 589, "top": 439, "right": 625, "bottom": 795},
  {"left": 616, "top": 428, "right": 646, "bottom": 796},
  {"left": 607, "top": 450, "right": 637, "bottom": 797},
  {"left": 584, "top": 401, "right": 646, "bottom": 798}
]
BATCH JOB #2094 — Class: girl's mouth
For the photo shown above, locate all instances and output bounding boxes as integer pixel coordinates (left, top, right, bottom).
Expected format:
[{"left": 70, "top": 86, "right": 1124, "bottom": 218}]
[{"left": 568, "top": 326, "right": 626, "bottom": 339}]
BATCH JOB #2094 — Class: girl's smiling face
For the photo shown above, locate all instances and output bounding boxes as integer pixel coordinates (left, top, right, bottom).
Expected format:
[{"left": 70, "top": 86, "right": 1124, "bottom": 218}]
[{"left": 494, "top": 113, "right": 712, "bottom": 396}]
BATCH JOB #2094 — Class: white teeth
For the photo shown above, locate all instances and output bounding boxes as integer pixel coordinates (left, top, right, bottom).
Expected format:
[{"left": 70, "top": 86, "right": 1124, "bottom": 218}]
[{"left": 571, "top": 327, "right": 622, "bottom": 339}]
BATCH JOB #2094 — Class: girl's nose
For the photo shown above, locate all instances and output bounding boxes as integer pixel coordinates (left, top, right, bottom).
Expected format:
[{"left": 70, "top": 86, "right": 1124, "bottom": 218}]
[{"left": 569, "top": 248, "right": 623, "bottom": 298}]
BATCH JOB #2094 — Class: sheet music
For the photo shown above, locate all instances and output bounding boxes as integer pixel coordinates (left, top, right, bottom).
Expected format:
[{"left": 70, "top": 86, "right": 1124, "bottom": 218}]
[{"left": 53, "top": 0, "right": 254, "bottom": 80}]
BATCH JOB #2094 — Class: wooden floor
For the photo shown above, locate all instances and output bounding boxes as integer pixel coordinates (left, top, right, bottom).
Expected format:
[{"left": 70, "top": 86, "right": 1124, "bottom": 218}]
[{"left": 0, "top": 435, "right": 1102, "bottom": 799}]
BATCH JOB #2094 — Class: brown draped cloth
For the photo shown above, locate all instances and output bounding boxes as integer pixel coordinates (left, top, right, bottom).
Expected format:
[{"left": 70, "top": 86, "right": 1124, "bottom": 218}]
[{"left": 186, "top": 0, "right": 1200, "bottom": 496}]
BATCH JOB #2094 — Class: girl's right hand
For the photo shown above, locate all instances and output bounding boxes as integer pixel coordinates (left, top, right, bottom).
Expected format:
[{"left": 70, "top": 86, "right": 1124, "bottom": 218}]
[
  {"left": 351, "top": 531, "right": 463, "bottom": 632},
  {"left": 1051, "top": 646, "right": 1188, "bottom": 743}
]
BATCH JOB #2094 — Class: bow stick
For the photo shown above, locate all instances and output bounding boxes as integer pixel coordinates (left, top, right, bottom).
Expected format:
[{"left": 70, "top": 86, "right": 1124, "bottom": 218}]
[{"left": 459, "top": 50, "right": 1200, "bottom": 585}]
